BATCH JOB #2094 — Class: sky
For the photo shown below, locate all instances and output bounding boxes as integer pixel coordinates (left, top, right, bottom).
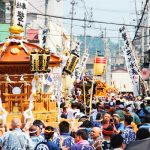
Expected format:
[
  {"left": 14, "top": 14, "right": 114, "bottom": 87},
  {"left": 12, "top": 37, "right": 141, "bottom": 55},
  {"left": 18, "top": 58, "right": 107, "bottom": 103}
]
[
  {"left": 63, "top": 0, "right": 144, "bottom": 41},
  {"left": 27, "top": 0, "right": 145, "bottom": 42}
]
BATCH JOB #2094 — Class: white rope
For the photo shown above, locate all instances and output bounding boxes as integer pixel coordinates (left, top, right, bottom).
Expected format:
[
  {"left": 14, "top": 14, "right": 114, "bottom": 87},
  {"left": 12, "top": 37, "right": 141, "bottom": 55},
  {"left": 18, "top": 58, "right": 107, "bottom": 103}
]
[{"left": 1, "top": 38, "right": 29, "bottom": 54}]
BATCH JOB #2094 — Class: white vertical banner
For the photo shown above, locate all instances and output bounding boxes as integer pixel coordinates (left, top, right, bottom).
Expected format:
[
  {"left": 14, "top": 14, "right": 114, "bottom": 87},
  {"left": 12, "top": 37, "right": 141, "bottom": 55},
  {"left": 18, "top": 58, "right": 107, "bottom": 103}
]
[
  {"left": 13, "top": 0, "right": 29, "bottom": 29},
  {"left": 78, "top": 53, "right": 89, "bottom": 78},
  {"left": 42, "top": 28, "right": 49, "bottom": 49},
  {"left": 120, "top": 26, "right": 141, "bottom": 96}
]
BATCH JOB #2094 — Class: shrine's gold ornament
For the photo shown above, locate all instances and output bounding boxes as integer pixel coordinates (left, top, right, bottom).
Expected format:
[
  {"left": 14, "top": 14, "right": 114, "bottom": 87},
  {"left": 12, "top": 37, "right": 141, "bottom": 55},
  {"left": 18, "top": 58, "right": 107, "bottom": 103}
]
[{"left": 9, "top": 25, "right": 23, "bottom": 34}]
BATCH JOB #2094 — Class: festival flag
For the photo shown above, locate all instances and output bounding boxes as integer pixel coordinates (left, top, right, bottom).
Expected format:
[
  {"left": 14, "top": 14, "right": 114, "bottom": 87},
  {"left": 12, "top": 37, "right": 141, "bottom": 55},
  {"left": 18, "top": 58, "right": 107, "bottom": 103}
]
[
  {"left": 78, "top": 53, "right": 89, "bottom": 78},
  {"left": 120, "top": 26, "right": 144, "bottom": 96},
  {"left": 42, "top": 28, "right": 49, "bottom": 49},
  {"left": 13, "top": 0, "right": 29, "bottom": 29}
]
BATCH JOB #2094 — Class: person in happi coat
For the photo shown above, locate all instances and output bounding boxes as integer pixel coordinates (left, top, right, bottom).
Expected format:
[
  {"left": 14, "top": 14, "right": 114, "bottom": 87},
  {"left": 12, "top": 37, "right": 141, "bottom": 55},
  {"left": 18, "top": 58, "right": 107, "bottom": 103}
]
[
  {"left": 70, "top": 129, "right": 94, "bottom": 150},
  {"left": 53, "top": 121, "right": 74, "bottom": 149},
  {"left": 0, "top": 118, "right": 34, "bottom": 150}
]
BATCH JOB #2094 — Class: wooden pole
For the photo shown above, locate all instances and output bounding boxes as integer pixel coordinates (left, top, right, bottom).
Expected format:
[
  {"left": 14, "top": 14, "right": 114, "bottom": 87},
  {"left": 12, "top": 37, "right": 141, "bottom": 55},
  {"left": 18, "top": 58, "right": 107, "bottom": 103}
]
[
  {"left": 82, "top": 77, "right": 86, "bottom": 114},
  {"left": 89, "top": 75, "right": 94, "bottom": 114}
]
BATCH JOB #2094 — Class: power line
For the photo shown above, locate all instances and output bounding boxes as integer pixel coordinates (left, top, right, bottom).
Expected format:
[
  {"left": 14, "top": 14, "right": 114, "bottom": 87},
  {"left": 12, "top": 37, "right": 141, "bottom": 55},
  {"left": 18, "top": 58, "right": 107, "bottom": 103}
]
[
  {"left": 28, "top": 2, "right": 136, "bottom": 33},
  {"left": 28, "top": 12, "right": 150, "bottom": 28},
  {"left": 33, "top": 15, "right": 136, "bottom": 32},
  {"left": 28, "top": 2, "right": 43, "bottom": 14},
  {"left": 78, "top": 6, "right": 135, "bottom": 14},
  {"left": 132, "top": 0, "right": 149, "bottom": 42}
]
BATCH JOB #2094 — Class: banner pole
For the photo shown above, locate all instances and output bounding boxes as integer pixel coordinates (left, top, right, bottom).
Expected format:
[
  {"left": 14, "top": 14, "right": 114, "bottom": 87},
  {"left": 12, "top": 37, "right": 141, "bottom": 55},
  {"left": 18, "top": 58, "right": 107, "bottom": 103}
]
[
  {"left": 82, "top": 76, "right": 86, "bottom": 114},
  {"left": 89, "top": 75, "right": 94, "bottom": 114}
]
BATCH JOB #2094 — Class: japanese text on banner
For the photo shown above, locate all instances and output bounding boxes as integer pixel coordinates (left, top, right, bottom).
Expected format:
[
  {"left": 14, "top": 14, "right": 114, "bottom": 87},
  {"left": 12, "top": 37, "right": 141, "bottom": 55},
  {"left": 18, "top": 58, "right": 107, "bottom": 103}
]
[
  {"left": 120, "top": 26, "right": 140, "bottom": 96},
  {"left": 78, "top": 53, "right": 89, "bottom": 78},
  {"left": 14, "top": 0, "right": 29, "bottom": 29}
]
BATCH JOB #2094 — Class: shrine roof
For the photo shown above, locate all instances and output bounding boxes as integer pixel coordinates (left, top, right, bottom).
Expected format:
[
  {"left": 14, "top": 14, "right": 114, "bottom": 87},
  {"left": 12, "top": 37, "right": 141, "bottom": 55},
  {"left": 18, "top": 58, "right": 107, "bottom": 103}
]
[{"left": 0, "top": 40, "right": 61, "bottom": 64}]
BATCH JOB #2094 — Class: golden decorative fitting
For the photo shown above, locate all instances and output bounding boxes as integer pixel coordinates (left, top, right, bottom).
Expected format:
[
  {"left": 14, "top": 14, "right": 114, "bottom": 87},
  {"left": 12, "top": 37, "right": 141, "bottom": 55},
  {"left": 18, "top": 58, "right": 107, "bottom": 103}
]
[
  {"left": 45, "top": 48, "right": 50, "bottom": 53},
  {"left": 9, "top": 25, "right": 23, "bottom": 34},
  {"left": 34, "top": 49, "right": 38, "bottom": 53},
  {"left": 10, "top": 48, "right": 20, "bottom": 55},
  {"left": 18, "top": 45, "right": 23, "bottom": 49}
]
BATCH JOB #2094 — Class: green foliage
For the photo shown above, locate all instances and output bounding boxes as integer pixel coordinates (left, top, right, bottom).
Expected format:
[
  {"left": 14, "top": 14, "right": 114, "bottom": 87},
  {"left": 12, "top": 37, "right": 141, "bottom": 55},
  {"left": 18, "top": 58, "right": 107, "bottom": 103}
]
[
  {"left": 77, "top": 35, "right": 119, "bottom": 56},
  {"left": 108, "top": 38, "right": 120, "bottom": 55}
]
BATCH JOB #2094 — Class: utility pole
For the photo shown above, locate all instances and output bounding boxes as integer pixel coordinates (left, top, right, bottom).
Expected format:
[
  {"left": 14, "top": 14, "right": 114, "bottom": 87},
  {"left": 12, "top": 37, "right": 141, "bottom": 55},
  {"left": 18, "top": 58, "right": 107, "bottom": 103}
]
[
  {"left": 9, "top": 0, "right": 14, "bottom": 25},
  {"left": 83, "top": 7, "right": 93, "bottom": 54},
  {"left": 145, "top": 2, "right": 150, "bottom": 95},
  {"left": 42, "top": 0, "right": 49, "bottom": 49},
  {"left": 45, "top": 0, "right": 49, "bottom": 27},
  {"left": 84, "top": 12, "right": 87, "bottom": 53},
  {"left": 104, "top": 27, "right": 107, "bottom": 56},
  {"left": 146, "top": 3, "right": 150, "bottom": 51},
  {"left": 70, "top": 0, "right": 76, "bottom": 51}
]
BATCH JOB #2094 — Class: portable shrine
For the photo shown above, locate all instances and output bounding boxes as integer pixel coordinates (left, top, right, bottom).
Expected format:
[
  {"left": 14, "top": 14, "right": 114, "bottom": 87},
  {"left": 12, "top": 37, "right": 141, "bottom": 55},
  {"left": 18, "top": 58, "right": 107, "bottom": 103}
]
[{"left": 0, "top": 26, "right": 62, "bottom": 124}]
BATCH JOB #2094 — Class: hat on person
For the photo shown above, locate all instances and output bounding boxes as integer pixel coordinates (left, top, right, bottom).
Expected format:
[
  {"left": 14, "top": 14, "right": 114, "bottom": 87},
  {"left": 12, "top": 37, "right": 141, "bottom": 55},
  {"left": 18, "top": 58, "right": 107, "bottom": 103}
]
[
  {"left": 113, "top": 114, "right": 120, "bottom": 119},
  {"left": 102, "top": 124, "right": 114, "bottom": 136}
]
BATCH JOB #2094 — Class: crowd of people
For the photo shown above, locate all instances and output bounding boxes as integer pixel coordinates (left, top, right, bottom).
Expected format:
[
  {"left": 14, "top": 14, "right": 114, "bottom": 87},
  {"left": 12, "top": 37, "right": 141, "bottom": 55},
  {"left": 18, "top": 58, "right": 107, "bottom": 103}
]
[{"left": 0, "top": 93, "right": 149, "bottom": 150}]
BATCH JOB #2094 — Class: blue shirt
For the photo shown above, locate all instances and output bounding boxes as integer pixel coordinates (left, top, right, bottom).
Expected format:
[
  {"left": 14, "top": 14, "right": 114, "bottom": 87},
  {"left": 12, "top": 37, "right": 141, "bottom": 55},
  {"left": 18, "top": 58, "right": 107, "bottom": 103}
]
[
  {"left": 35, "top": 140, "right": 60, "bottom": 150},
  {"left": 30, "top": 135, "right": 44, "bottom": 148},
  {"left": 46, "top": 140, "right": 60, "bottom": 150},
  {"left": 0, "top": 128, "right": 34, "bottom": 150},
  {"left": 115, "top": 122, "right": 125, "bottom": 132},
  {"left": 122, "top": 126, "right": 136, "bottom": 145},
  {"left": 91, "top": 121, "right": 102, "bottom": 128},
  {"left": 53, "top": 133, "right": 74, "bottom": 148}
]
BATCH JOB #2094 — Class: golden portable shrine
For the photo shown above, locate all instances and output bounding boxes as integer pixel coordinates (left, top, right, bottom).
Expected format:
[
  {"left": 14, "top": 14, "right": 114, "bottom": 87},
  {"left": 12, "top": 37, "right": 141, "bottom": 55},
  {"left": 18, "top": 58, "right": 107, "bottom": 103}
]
[
  {"left": 0, "top": 26, "right": 62, "bottom": 125},
  {"left": 75, "top": 76, "right": 119, "bottom": 98}
]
